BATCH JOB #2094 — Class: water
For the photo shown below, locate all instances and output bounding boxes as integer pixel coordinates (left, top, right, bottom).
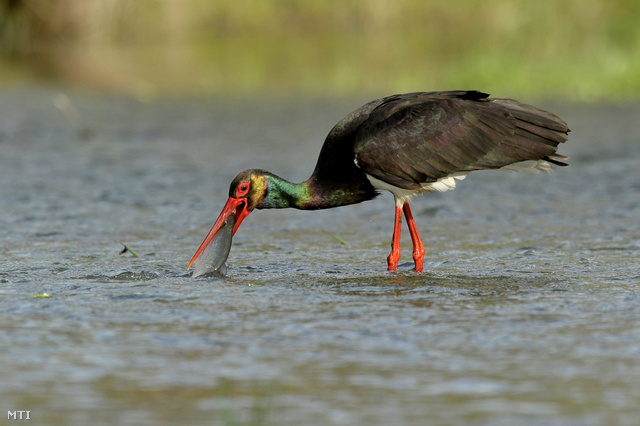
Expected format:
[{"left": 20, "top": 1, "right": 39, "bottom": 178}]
[{"left": 1, "top": 89, "right": 639, "bottom": 425}]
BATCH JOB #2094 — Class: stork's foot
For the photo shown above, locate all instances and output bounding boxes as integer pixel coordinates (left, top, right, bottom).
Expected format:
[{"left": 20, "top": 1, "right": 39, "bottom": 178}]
[{"left": 387, "top": 256, "right": 423, "bottom": 272}]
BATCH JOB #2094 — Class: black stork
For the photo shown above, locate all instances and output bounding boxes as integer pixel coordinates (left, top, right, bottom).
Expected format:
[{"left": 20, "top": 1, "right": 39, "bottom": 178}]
[{"left": 189, "top": 91, "right": 569, "bottom": 273}]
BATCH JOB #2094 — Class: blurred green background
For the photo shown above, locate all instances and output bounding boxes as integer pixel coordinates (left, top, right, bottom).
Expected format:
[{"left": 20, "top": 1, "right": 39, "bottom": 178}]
[{"left": 1, "top": 0, "right": 639, "bottom": 101}]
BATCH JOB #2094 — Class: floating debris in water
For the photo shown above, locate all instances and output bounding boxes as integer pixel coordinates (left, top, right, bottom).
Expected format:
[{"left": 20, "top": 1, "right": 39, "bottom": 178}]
[
  {"left": 53, "top": 93, "right": 92, "bottom": 140},
  {"left": 30, "top": 293, "right": 51, "bottom": 298},
  {"left": 323, "top": 230, "right": 347, "bottom": 245},
  {"left": 118, "top": 241, "right": 140, "bottom": 258}
]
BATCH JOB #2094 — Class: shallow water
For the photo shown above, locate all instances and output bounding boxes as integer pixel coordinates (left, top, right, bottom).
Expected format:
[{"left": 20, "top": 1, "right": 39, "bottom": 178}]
[{"left": 1, "top": 89, "right": 639, "bottom": 425}]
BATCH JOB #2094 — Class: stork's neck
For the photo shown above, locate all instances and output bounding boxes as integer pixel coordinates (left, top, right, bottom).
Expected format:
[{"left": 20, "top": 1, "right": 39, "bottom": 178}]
[{"left": 257, "top": 172, "right": 377, "bottom": 211}]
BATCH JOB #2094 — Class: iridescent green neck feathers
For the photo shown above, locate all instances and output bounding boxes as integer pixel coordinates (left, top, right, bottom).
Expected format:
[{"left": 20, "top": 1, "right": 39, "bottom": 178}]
[{"left": 257, "top": 172, "right": 377, "bottom": 211}]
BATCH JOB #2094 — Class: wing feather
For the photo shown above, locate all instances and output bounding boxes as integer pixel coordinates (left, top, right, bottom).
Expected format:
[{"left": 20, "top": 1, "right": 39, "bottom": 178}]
[{"left": 352, "top": 91, "right": 569, "bottom": 189}]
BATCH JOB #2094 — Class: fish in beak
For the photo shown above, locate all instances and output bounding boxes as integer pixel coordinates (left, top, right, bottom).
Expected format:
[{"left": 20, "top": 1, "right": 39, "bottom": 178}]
[{"left": 188, "top": 196, "right": 252, "bottom": 277}]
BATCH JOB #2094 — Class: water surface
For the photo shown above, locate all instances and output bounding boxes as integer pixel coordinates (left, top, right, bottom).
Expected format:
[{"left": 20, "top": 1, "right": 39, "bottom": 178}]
[{"left": 1, "top": 90, "right": 639, "bottom": 425}]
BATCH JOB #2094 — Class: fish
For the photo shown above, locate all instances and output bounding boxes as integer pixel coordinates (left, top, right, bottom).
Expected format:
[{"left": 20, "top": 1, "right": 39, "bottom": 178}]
[{"left": 191, "top": 211, "right": 235, "bottom": 278}]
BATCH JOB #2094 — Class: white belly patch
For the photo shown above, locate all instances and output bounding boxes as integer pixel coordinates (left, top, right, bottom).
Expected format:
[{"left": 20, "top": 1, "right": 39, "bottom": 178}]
[
  {"left": 365, "top": 173, "right": 468, "bottom": 206},
  {"left": 363, "top": 159, "right": 552, "bottom": 206}
]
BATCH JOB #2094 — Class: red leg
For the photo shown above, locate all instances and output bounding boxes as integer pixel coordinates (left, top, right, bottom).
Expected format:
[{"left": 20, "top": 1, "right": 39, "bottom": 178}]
[
  {"left": 387, "top": 205, "right": 403, "bottom": 271},
  {"left": 403, "top": 203, "right": 424, "bottom": 272}
]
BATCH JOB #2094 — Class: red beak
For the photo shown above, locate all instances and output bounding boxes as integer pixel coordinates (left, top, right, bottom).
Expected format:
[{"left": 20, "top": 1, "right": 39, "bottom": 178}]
[{"left": 187, "top": 197, "right": 252, "bottom": 269}]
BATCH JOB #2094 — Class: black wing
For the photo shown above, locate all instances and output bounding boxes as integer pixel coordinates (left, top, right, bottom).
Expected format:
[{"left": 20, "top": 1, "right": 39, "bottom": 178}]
[{"left": 349, "top": 91, "right": 569, "bottom": 190}]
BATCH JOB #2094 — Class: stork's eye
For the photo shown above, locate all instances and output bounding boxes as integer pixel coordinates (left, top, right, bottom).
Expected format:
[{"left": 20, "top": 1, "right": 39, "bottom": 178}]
[{"left": 236, "top": 182, "right": 250, "bottom": 197}]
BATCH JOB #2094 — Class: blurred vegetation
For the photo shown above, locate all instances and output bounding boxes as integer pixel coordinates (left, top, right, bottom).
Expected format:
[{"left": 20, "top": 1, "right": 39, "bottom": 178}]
[{"left": 1, "top": 0, "right": 639, "bottom": 100}]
